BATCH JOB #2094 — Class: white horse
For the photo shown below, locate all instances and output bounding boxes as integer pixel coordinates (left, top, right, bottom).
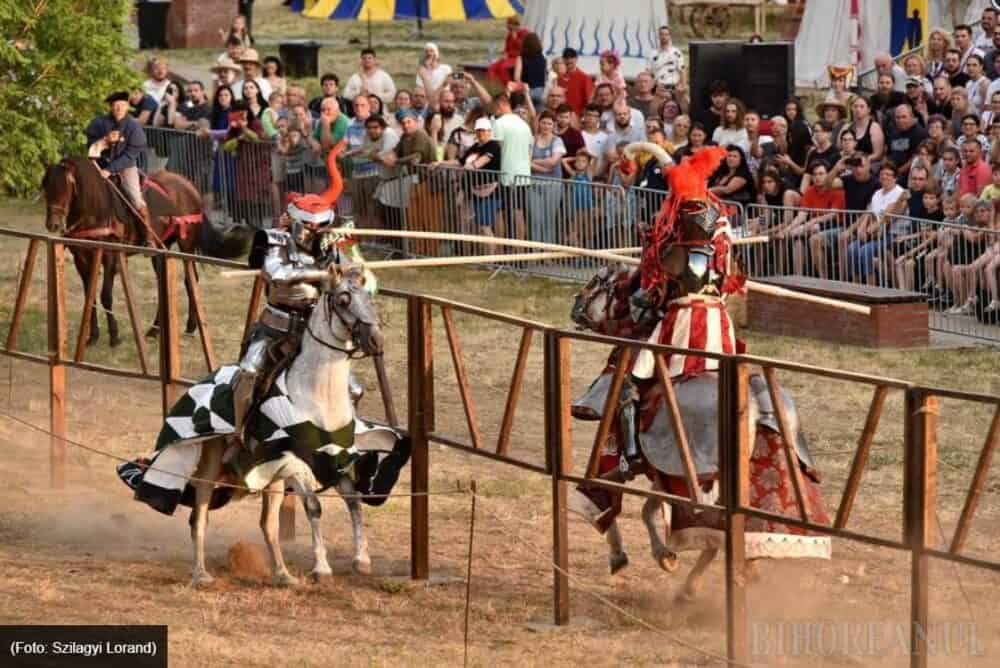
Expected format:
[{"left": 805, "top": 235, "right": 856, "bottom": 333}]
[{"left": 188, "top": 264, "right": 385, "bottom": 587}]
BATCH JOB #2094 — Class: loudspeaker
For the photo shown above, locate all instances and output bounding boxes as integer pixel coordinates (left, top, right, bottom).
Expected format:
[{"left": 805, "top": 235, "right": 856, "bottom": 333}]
[
  {"left": 741, "top": 42, "right": 795, "bottom": 118},
  {"left": 689, "top": 41, "right": 745, "bottom": 120},
  {"left": 688, "top": 41, "right": 794, "bottom": 120}
]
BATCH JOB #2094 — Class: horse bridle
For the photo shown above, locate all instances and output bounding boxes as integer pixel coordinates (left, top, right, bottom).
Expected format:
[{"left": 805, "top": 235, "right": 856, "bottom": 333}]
[
  {"left": 306, "top": 282, "right": 380, "bottom": 359},
  {"left": 575, "top": 269, "right": 626, "bottom": 330},
  {"left": 46, "top": 162, "right": 76, "bottom": 225}
]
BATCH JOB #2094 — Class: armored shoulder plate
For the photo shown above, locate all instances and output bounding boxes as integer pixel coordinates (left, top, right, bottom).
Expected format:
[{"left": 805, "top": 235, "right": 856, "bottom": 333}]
[{"left": 248, "top": 229, "right": 291, "bottom": 269}]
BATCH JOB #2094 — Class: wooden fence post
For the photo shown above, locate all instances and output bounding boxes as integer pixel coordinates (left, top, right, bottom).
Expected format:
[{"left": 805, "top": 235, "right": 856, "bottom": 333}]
[
  {"left": 544, "top": 330, "right": 571, "bottom": 625},
  {"left": 723, "top": 358, "right": 750, "bottom": 665},
  {"left": 904, "top": 388, "right": 937, "bottom": 668},
  {"left": 408, "top": 296, "right": 433, "bottom": 579},
  {"left": 47, "top": 242, "right": 67, "bottom": 489},
  {"left": 157, "top": 257, "right": 182, "bottom": 418}
]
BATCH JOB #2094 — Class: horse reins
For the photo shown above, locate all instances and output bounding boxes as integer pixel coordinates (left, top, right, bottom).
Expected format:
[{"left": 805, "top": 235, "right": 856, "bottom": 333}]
[{"left": 305, "top": 285, "right": 378, "bottom": 360}]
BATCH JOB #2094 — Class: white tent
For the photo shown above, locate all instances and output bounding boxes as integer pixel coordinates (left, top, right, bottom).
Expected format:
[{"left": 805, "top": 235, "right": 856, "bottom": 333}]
[
  {"left": 794, "top": 0, "right": 954, "bottom": 88},
  {"left": 524, "top": 0, "right": 669, "bottom": 79}
]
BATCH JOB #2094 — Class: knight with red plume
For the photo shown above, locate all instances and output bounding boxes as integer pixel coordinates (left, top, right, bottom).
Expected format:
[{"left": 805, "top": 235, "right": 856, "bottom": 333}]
[
  {"left": 607, "top": 144, "right": 743, "bottom": 476},
  {"left": 233, "top": 140, "right": 372, "bottom": 436}
]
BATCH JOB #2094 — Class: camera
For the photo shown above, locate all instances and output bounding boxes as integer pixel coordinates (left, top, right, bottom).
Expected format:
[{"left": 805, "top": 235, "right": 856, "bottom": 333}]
[{"left": 844, "top": 157, "right": 862, "bottom": 167}]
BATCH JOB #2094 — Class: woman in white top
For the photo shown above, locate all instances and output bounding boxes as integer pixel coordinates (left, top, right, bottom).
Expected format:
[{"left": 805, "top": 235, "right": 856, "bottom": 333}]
[
  {"left": 416, "top": 43, "right": 453, "bottom": 96},
  {"left": 711, "top": 99, "right": 749, "bottom": 151},
  {"left": 844, "top": 162, "right": 907, "bottom": 284},
  {"left": 965, "top": 53, "right": 990, "bottom": 114}
]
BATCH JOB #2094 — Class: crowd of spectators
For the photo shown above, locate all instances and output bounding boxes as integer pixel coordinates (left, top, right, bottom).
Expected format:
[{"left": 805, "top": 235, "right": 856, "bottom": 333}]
[{"left": 128, "top": 12, "right": 1000, "bottom": 315}]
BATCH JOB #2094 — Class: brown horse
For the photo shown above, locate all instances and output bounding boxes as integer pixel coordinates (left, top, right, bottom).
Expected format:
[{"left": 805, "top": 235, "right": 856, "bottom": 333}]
[{"left": 42, "top": 158, "right": 249, "bottom": 346}]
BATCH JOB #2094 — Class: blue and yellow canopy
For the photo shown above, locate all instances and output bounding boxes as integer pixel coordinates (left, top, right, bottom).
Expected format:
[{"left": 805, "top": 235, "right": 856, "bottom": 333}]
[{"left": 292, "top": 0, "right": 524, "bottom": 21}]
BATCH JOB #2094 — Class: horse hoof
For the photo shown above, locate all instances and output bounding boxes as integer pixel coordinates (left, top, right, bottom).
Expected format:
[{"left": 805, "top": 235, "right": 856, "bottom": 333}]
[
  {"left": 109, "top": 335, "right": 123, "bottom": 348},
  {"left": 273, "top": 572, "right": 300, "bottom": 587},
  {"left": 191, "top": 571, "right": 215, "bottom": 588},
  {"left": 145, "top": 326, "right": 159, "bottom": 340},
  {"left": 185, "top": 324, "right": 198, "bottom": 336},
  {"left": 310, "top": 569, "right": 333, "bottom": 583},
  {"left": 655, "top": 548, "right": 679, "bottom": 573},
  {"left": 352, "top": 558, "right": 372, "bottom": 576},
  {"left": 86, "top": 332, "right": 100, "bottom": 347},
  {"left": 609, "top": 552, "right": 629, "bottom": 575}
]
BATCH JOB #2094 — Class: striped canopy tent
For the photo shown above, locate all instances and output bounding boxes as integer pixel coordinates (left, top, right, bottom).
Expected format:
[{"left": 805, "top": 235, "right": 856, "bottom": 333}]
[{"left": 293, "top": 0, "right": 524, "bottom": 20}]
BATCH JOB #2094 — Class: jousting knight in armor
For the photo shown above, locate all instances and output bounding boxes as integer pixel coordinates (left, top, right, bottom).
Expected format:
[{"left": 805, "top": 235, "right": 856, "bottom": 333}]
[
  {"left": 233, "top": 139, "right": 374, "bottom": 436},
  {"left": 615, "top": 144, "right": 741, "bottom": 477}
]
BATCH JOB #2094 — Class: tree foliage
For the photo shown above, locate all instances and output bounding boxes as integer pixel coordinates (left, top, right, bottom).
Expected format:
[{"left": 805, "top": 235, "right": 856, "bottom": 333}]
[{"left": 1, "top": 0, "right": 138, "bottom": 196}]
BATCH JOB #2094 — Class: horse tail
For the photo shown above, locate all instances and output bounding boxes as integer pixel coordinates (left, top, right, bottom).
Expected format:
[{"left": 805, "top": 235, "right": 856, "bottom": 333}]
[{"left": 198, "top": 211, "right": 254, "bottom": 259}]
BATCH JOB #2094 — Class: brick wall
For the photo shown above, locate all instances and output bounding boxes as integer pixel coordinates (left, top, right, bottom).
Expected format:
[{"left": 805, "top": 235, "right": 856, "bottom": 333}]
[
  {"left": 167, "top": 0, "right": 235, "bottom": 49},
  {"left": 747, "top": 293, "right": 928, "bottom": 348}
]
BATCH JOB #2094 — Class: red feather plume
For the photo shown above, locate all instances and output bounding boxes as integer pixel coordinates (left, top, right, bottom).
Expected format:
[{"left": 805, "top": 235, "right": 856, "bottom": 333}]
[{"left": 666, "top": 146, "right": 727, "bottom": 202}]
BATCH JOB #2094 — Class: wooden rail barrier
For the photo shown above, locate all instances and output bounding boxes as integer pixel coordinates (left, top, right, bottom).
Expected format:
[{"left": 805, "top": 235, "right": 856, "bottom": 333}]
[{"left": 1, "top": 231, "right": 999, "bottom": 668}]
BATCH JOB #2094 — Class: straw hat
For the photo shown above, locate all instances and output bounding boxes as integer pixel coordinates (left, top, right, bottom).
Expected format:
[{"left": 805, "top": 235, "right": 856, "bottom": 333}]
[
  {"left": 815, "top": 99, "right": 848, "bottom": 120},
  {"left": 239, "top": 48, "right": 261, "bottom": 66},
  {"left": 212, "top": 56, "right": 243, "bottom": 74}
]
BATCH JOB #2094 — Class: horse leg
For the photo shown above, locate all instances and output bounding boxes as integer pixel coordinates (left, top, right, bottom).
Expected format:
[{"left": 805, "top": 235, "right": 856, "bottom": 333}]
[
  {"left": 101, "top": 253, "right": 121, "bottom": 347},
  {"left": 680, "top": 549, "right": 719, "bottom": 602},
  {"left": 189, "top": 440, "right": 223, "bottom": 586},
  {"left": 606, "top": 520, "right": 629, "bottom": 574},
  {"left": 286, "top": 475, "right": 332, "bottom": 581},
  {"left": 182, "top": 261, "right": 199, "bottom": 335},
  {"left": 146, "top": 257, "right": 161, "bottom": 339},
  {"left": 72, "top": 251, "right": 101, "bottom": 346},
  {"left": 338, "top": 479, "right": 371, "bottom": 575},
  {"left": 642, "top": 495, "right": 678, "bottom": 573},
  {"left": 260, "top": 480, "right": 299, "bottom": 586}
]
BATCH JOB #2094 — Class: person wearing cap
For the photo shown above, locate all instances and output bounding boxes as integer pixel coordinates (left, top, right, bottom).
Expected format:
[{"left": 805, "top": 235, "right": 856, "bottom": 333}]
[
  {"left": 487, "top": 15, "right": 529, "bottom": 85},
  {"left": 438, "top": 117, "right": 503, "bottom": 238},
  {"left": 557, "top": 48, "right": 595, "bottom": 117},
  {"left": 234, "top": 48, "right": 272, "bottom": 102},
  {"left": 142, "top": 56, "right": 172, "bottom": 104},
  {"left": 84, "top": 92, "right": 150, "bottom": 237},
  {"left": 212, "top": 56, "right": 244, "bottom": 92},
  {"left": 383, "top": 108, "right": 439, "bottom": 254},
  {"left": 237, "top": 140, "right": 370, "bottom": 433}
]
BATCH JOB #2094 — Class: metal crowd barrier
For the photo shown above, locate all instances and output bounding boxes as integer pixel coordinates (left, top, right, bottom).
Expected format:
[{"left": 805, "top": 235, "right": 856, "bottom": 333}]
[
  {"left": 741, "top": 202, "right": 1000, "bottom": 343},
  {"left": 142, "top": 127, "right": 998, "bottom": 343}
]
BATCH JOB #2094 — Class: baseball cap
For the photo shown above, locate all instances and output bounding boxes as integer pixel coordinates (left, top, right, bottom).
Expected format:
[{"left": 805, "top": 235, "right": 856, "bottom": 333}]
[
  {"left": 905, "top": 76, "right": 923, "bottom": 87},
  {"left": 474, "top": 118, "right": 492, "bottom": 131}
]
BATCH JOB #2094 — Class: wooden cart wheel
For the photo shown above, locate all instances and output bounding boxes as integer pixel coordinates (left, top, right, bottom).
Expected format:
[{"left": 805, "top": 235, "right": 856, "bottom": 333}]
[
  {"left": 689, "top": 6, "right": 708, "bottom": 39},
  {"left": 706, "top": 6, "right": 731, "bottom": 38}
]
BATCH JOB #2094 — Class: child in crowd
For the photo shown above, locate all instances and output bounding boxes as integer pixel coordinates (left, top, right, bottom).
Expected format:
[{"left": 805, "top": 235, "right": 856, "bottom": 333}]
[
  {"left": 979, "top": 164, "right": 1000, "bottom": 202},
  {"left": 280, "top": 121, "right": 308, "bottom": 196},
  {"left": 596, "top": 51, "right": 627, "bottom": 98},
  {"left": 220, "top": 14, "right": 253, "bottom": 49},
  {"left": 561, "top": 150, "right": 598, "bottom": 248},
  {"left": 894, "top": 186, "right": 944, "bottom": 290},
  {"left": 945, "top": 199, "right": 994, "bottom": 315}
]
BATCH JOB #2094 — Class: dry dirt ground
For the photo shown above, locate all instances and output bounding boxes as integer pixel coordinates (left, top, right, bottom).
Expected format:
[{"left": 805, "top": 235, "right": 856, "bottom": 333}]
[{"left": 1, "top": 200, "right": 999, "bottom": 667}]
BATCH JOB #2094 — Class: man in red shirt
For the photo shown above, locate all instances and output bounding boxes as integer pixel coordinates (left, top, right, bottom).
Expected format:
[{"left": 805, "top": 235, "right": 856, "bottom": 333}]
[
  {"left": 558, "top": 48, "right": 595, "bottom": 116},
  {"left": 774, "top": 160, "right": 846, "bottom": 276},
  {"left": 958, "top": 140, "right": 992, "bottom": 196},
  {"left": 487, "top": 16, "right": 529, "bottom": 85}
]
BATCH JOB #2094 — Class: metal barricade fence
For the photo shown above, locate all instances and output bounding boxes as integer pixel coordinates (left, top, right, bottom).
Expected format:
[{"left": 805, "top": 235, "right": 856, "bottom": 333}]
[
  {"left": 139, "top": 128, "right": 1000, "bottom": 343},
  {"left": 378, "top": 164, "right": 641, "bottom": 282},
  {"left": 145, "top": 126, "right": 337, "bottom": 230},
  {"left": 742, "top": 201, "right": 1000, "bottom": 343}
]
